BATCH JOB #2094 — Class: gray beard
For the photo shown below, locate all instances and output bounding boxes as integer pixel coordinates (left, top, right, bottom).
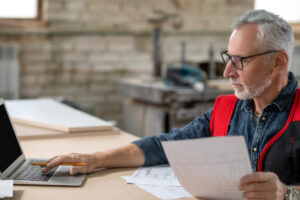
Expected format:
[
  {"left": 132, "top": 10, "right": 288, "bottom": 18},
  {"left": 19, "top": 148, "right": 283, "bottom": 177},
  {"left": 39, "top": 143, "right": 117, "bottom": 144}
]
[{"left": 232, "top": 77, "right": 272, "bottom": 100}]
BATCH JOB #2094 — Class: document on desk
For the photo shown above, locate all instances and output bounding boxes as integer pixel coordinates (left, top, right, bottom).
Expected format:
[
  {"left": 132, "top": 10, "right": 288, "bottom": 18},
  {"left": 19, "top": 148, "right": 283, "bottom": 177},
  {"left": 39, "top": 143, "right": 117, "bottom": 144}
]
[
  {"left": 162, "top": 136, "right": 252, "bottom": 200},
  {"left": 122, "top": 165, "right": 192, "bottom": 200},
  {"left": 124, "top": 165, "right": 181, "bottom": 186},
  {"left": 0, "top": 180, "right": 13, "bottom": 198}
]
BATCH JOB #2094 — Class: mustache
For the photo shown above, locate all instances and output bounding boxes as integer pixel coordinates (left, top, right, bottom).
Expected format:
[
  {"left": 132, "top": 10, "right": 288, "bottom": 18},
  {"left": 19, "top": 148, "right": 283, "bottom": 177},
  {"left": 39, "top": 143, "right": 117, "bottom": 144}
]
[{"left": 229, "top": 78, "right": 243, "bottom": 85}]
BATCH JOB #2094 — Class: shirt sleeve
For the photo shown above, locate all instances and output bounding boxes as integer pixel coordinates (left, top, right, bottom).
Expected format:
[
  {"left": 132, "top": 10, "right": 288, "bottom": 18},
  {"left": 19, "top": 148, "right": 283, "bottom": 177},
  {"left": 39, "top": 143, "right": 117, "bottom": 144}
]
[{"left": 132, "top": 107, "right": 213, "bottom": 166}]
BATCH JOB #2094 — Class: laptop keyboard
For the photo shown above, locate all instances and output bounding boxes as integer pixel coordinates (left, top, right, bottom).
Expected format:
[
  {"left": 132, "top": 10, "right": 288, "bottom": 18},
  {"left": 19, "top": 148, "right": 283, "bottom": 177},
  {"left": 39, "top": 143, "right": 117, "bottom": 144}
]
[{"left": 15, "top": 160, "right": 58, "bottom": 182}]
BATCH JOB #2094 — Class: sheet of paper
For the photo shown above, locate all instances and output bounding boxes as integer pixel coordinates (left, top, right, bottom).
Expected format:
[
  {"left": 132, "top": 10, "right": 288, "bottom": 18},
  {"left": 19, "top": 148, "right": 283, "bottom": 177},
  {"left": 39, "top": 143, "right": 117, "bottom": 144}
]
[
  {"left": 0, "top": 180, "right": 13, "bottom": 198},
  {"left": 123, "top": 165, "right": 181, "bottom": 186},
  {"left": 162, "top": 136, "right": 252, "bottom": 200},
  {"left": 136, "top": 184, "right": 192, "bottom": 200},
  {"left": 122, "top": 165, "right": 192, "bottom": 200}
]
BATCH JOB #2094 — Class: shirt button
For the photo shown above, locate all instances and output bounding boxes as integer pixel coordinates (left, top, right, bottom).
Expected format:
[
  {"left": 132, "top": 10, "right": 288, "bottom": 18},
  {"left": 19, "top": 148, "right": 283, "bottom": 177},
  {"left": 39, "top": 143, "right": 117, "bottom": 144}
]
[
  {"left": 261, "top": 116, "right": 266, "bottom": 121},
  {"left": 253, "top": 147, "right": 257, "bottom": 152}
]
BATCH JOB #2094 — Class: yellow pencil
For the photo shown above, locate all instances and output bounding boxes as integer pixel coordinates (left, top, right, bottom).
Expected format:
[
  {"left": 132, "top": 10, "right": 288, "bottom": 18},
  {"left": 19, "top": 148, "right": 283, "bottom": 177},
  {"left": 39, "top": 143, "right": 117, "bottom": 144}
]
[{"left": 31, "top": 162, "right": 85, "bottom": 166}]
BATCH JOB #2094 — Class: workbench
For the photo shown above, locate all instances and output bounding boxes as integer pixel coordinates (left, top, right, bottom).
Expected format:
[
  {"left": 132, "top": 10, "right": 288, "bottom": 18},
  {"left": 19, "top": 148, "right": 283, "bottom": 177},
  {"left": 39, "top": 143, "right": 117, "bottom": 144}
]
[{"left": 118, "top": 77, "right": 232, "bottom": 137}]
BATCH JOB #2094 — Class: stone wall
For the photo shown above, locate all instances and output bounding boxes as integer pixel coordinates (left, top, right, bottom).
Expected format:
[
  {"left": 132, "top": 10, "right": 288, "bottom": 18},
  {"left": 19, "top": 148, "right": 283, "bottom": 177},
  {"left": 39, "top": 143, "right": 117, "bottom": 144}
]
[
  {"left": 47, "top": 0, "right": 253, "bottom": 32},
  {"left": 0, "top": 0, "right": 253, "bottom": 127}
]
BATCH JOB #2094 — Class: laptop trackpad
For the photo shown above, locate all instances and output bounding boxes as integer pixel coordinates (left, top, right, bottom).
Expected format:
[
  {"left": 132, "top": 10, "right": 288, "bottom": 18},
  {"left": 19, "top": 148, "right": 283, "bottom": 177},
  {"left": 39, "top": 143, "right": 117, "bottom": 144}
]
[{"left": 50, "top": 166, "right": 86, "bottom": 186}]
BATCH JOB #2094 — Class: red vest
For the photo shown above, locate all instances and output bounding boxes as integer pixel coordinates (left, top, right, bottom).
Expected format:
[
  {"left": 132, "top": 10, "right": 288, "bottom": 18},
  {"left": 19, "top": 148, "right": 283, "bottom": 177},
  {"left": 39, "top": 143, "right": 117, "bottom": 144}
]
[{"left": 209, "top": 89, "right": 300, "bottom": 184}]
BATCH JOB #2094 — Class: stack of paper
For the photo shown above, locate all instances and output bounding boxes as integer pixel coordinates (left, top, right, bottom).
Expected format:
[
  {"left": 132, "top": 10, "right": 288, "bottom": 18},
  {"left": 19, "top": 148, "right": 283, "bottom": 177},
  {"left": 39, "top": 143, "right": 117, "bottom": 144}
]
[
  {"left": 122, "top": 165, "right": 192, "bottom": 200},
  {"left": 5, "top": 99, "right": 114, "bottom": 133},
  {"left": 0, "top": 180, "right": 13, "bottom": 198}
]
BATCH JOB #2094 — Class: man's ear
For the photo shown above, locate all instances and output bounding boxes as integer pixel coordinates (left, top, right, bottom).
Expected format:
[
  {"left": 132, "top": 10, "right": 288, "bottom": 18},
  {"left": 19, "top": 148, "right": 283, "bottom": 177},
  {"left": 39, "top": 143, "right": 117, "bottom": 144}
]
[{"left": 273, "top": 51, "right": 288, "bottom": 73}]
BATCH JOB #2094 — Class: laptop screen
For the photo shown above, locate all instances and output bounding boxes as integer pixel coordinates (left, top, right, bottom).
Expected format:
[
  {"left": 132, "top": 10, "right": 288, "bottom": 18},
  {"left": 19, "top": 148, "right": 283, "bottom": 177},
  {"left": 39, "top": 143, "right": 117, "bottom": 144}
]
[{"left": 0, "top": 104, "right": 22, "bottom": 172}]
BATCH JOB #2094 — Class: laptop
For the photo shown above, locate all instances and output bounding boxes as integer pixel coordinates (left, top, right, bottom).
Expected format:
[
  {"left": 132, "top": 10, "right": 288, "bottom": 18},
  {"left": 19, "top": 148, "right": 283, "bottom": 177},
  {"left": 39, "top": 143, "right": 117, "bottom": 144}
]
[{"left": 0, "top": 99, "right": 86, "bottom": 186}]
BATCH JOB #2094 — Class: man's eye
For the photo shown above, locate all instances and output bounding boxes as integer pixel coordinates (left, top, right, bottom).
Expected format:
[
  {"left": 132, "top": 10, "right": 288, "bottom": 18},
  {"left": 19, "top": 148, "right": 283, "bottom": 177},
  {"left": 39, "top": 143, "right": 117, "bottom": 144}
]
[{"left": 232, "top": 57, "right": 241, "bottom": 63}]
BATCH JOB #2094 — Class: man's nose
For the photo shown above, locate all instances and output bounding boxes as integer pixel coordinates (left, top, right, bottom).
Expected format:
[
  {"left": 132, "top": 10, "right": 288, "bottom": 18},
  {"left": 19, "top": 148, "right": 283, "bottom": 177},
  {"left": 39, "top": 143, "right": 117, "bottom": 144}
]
[{"left": 223, "top": 60, "right": 237, "bottom": 78}]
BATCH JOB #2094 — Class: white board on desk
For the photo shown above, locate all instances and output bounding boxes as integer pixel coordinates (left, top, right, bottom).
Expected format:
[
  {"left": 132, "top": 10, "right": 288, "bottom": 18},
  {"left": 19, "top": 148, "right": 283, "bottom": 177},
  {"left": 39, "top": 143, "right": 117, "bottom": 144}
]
[
  {"left": 5, "top": 99, "right": 113, "bottom": 133},
  {"left": 13, "top": 122, "right": 120, "bottom": 140}
]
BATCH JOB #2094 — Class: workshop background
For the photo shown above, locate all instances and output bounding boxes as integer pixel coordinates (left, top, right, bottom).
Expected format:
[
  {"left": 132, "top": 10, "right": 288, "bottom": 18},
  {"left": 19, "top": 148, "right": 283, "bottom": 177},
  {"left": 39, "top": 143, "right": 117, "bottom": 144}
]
[{"left": 0, "top": 0, "right": 299, "bottom": 136}]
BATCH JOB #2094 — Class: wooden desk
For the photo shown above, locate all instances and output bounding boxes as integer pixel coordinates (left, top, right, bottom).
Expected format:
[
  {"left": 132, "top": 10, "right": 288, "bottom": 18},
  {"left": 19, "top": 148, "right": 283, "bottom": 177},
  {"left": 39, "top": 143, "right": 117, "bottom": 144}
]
[{"left": 12, "top": 131, "right": 198, "bottom": 200}]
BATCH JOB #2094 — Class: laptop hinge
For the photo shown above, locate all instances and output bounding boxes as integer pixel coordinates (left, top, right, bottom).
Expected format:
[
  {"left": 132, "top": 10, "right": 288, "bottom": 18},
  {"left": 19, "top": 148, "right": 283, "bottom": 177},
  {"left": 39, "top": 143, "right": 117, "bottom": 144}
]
[{"left": 6, "top": 159, "right": 27, "bottom": 179}]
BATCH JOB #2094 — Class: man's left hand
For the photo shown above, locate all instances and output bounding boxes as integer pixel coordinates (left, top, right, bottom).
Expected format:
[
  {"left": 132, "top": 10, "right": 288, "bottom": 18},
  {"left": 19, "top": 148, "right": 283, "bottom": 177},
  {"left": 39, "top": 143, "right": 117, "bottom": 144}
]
[{"left": 239, "top": 172, "right": 287, "bottom": 200}]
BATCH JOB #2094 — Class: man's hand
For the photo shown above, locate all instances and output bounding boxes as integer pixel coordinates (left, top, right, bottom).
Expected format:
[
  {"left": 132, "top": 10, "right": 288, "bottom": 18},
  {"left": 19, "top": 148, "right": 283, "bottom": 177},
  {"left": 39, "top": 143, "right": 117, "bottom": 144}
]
[
  {"left": 41, "top": 144, "right": 145, "bottom": 175},
  {"left": 239, "top": 172, "right": 287, "bottom": 200},
  {"left": 42, "top": 153, "right": 100, "bottom": 175}
]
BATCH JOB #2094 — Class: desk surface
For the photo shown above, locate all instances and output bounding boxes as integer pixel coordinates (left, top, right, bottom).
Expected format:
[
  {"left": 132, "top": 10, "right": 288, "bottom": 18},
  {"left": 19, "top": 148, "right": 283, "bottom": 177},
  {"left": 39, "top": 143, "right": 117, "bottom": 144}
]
[{"left": 12, "top": 131, "right": 198, "bottom": 200}]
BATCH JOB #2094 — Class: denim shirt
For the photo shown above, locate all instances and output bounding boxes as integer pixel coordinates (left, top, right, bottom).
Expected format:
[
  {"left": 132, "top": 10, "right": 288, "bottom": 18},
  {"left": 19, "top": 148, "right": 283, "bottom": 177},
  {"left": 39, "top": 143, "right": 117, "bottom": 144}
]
[{"left": 133, "top": 72, "right": 298, "bottom": 172}]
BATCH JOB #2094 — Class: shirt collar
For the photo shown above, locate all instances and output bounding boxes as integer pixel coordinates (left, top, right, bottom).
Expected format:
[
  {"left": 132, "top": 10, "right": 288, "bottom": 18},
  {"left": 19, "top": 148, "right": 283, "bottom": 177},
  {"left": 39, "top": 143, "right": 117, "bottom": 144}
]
[{"left": 242, "top": 72, "right": 298, "bottom": 112}]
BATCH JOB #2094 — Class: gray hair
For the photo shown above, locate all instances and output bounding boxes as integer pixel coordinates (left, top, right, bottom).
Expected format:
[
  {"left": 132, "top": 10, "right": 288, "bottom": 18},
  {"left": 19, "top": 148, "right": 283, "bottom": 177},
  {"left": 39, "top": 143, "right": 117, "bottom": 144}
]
[{"left": 232, "top": 9, "right": 294, "bottom": 69}]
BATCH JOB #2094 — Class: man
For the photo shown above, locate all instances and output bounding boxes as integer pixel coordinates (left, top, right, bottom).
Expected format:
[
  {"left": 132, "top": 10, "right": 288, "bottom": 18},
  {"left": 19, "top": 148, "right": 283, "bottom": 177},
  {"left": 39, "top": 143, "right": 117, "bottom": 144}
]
[{"left": 44, "top": 10, "right": 300, "bottom": 200}]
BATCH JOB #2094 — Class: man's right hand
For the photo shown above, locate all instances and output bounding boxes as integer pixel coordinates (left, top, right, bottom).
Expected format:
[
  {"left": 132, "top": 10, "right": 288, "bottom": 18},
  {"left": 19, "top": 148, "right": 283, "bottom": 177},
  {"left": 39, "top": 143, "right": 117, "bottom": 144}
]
[
  {"left": 42, "top": 153, "right": 101, "bottom": 175},
  {"left": 41, "top": 144, "right": 145, "bottom": 175}
]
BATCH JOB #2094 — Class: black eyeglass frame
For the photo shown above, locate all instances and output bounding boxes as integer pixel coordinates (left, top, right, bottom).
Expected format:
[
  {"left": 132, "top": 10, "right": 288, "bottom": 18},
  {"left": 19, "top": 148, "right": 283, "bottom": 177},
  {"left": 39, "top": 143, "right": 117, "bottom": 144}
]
[{"left": 221, "top": 50, "right": 280, "bottom": 70}]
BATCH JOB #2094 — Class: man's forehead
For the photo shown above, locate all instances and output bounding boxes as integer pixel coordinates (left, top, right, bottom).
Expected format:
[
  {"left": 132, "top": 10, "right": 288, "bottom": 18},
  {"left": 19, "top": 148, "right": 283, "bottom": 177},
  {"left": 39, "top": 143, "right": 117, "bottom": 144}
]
[{"left": 228, "top": 24, "right": 259, "bottom": 54}]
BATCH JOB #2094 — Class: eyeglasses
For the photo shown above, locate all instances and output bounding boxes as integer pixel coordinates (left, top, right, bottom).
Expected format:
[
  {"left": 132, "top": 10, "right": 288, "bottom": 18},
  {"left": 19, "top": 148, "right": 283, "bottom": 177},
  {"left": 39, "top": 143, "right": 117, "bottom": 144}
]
[{"left": 221, "top": 50, "right": 280, "bottom": 70}]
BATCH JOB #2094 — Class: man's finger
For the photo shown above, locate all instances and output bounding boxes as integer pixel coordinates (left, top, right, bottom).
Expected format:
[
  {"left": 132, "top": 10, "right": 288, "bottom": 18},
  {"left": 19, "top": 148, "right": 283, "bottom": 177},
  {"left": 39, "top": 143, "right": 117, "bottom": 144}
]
[
  {"left": 70, "top": 166, "right": 85, "bottom": 175},
  {"left": 42, "top": 155, "right": 79, "bottom": 173},
  {"left": 242, "top": 190, "right": 265, "bottom": 199},
  {"left": 44, "top": 155, "right": 58, "bottom": 163},
  {"left": 239, "top": 181, "right": 273, "bottom": 192},
  {"left": 240, "top": 172, "right": 275, "bottom": 185}
]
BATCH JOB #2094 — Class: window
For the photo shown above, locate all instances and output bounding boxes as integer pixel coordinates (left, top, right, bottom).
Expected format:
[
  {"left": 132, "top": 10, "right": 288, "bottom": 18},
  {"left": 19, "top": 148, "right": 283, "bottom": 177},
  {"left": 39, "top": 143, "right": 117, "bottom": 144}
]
[
  {"left": 255, "top": 0, "right": 300, "bottom": 23},
  {"left": 0, "top": 0, "right": 45, "bottom": 26}
]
